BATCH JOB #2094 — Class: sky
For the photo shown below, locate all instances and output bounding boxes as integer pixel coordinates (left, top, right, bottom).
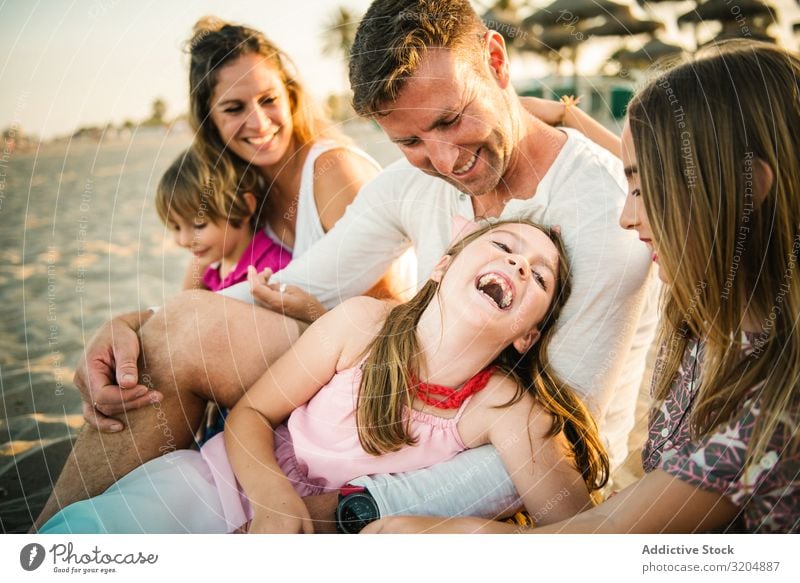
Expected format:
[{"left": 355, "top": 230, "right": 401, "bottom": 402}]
[
  {"left": 1, "top": 0, "right": 798, "bottom": 140},
  {"left": 0, "top": 0, "right": 375, "bottom": 139}
]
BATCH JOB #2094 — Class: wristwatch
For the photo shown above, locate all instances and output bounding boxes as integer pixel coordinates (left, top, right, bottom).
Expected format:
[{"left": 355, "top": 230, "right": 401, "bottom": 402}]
[{"left": 335, "top": 484, "right": 380, "bottom": 534}]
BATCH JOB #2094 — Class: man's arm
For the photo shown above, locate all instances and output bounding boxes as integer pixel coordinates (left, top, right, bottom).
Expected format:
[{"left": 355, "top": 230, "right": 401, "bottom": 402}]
[
  {"left": 223, "top": 169, "right": 414, "bottom": 310},
  {"left": 274, "top": 171, "right": 412, "bottom": 309},
  {"left": 363, "top": 470, "right": 738, "bottom": 534}
]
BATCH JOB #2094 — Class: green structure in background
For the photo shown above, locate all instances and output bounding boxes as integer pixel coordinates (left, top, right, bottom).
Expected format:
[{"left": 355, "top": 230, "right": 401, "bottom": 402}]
[
  {"left": 518, "top": 86, "right": 544, "bottom": 98},
  {"left": 610, "top": 85, "right": 634, "bottom": 120},
  {"left": 551, "top": 85, "right": 577, "bottom": 101}
]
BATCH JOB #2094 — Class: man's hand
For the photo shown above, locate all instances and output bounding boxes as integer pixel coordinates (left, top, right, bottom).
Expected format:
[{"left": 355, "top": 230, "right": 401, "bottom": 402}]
[
  {"left": 74, "top": 310, "right": 162, "bottom": 432},
  {"left": 248, "top": 266, "right": 327, "bottom": 324}
]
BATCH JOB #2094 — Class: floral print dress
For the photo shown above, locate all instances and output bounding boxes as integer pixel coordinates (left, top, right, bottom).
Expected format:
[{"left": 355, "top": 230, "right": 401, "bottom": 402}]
[{"left": 641, "top": 336, "right": 799, "bottom": 533}]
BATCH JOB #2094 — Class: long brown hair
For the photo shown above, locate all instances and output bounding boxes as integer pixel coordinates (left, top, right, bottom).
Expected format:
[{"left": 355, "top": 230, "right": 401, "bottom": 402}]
[
  {"left": 186, "top": 17, "right": 335, "bottom": 183},
  {"left": 356, "top": 219, "right": 609, "bottom": 495},
  {"left": 628, "top": 40, "right": 800, "bottom": 470}
]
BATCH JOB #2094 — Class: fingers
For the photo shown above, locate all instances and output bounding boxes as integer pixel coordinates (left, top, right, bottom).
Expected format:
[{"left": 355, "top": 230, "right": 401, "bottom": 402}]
[
  {"left": 92, "top": 386, "right": 163, "bottom": 415},
  {"left": 82, "top": 387, "right": 164, "bottom": 432},
  {"left": 82, "top": 401, "right": 124, "bottom": 433},
  {"left": 247, "top": 265, "right": 273, "bottom": 291},
  {"left": 251, "top": 285, "right": 284, "bottom": 310},
  {"left": 250, "top": 267, "right": 288, "bottom": 311},
  {"left": 112, "top": 329, "right": 142, "bottom": 390}
]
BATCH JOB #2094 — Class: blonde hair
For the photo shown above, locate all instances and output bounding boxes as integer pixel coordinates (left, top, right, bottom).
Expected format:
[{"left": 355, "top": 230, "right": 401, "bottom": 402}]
[
  {"left": 156, "top": 147, "right": 264, "bottom": 231},
  {"left": 356, "top": 219, "right": 609, "bottom": 496},
  {"left": 628, "top": 40, "right": 800, "bottom": 470}
]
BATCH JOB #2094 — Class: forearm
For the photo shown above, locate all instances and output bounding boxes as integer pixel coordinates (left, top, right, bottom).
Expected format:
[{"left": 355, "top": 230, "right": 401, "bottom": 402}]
[
  {"left": 294, "top": 295, "right": 328, "bottom": 324},
  {"left": 528, "top": 506, "right": 619, "bottom": 534},
  {"left": 303, "top": 493, "right": 338, "bottom": 534},
  {"left": 273, "top": 178, "right": 410, "bottom": 309},
  {"left": 224, "top": 408, "right": 298, "bottom": 509},
  {"left": 562, "top": 105, "right": 621, "bottom": 157},
  {"left": 521, "top": 96, "right": 621, "bottom": 157}
]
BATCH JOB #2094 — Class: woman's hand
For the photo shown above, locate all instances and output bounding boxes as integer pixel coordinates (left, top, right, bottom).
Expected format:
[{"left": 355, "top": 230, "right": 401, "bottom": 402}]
[
  {"left": 247, "top": 266, "right": 327, "bottom": 323},
  {"left": 362, "top": 516, "right": 519, "bottom": 534},
  {"left": 74, "top": 310, "right": 162, "bottom": 432}
]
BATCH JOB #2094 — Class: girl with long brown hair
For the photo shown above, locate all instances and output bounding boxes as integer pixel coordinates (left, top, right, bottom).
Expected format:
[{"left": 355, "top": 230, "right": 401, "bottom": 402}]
[
  {"left": 368, "top": 40, "right": 800, "bottom": 534},
  {"left": 40, "top": 220, "right": 608, "bottom": 533}
]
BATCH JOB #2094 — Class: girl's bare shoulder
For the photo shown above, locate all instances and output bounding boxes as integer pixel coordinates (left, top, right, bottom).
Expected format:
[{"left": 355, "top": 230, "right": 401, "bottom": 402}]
[
  {"left": 334, "top": 296, "right": 395, "bottom": 370},
  {"left": 466, "top": 373, "right": 557, "bottom": 433}
]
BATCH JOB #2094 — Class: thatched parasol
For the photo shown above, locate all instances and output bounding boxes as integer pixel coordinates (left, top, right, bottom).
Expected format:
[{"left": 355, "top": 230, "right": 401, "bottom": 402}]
[
  {"left": 519, "top": 25, "right": 585, "bottom": 54},
  {"left": 703, "top": 21, "right": 777, "bottom": 44},
  {"left": 584, "top": 10, "right": 663, "bottom": 38},
  {"left": 614, "top": 37, "right": 684, "bottom": 68},
  {"left": 523, "top": 0, "right": 628, "bottom": 28},
  {"left": 678, "top": 0, "right": 775, "bottom": 25}
]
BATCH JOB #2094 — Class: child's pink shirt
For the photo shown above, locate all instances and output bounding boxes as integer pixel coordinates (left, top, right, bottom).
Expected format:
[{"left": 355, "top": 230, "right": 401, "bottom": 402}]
[{"left": 202, "top": 229, "right": 292, "bottom": 292}]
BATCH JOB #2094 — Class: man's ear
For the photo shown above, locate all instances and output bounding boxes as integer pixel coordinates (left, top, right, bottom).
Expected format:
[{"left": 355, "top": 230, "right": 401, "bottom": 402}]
[
  {"left": 753, "top": 158, "right": 774, "bottom": 208},
  {"left": 430, "top": 255, "right": 452, "bottom": 283},
  {"left": 484, "top": 30, "right": 510, "bottom": 89},
  {"left": 512, "top": 327, "right": 540, "bottom": 354}
]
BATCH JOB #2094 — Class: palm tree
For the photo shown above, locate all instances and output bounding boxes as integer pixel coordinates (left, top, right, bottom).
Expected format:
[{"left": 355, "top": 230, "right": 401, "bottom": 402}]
[
  {"left": 143, "top": 98, "right": 167, "bottom": 127},
  {"left": 321, "top": 6, "right": 360, "bottom": 64},
  {"left": 321, "top": 6, "right": 362, "bottom": 120}
]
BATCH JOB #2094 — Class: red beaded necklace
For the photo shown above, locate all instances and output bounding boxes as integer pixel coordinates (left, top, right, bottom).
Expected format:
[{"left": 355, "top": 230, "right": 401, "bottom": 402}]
[{"left": 410, "top": 366, "right": 496, "bottom": 410}]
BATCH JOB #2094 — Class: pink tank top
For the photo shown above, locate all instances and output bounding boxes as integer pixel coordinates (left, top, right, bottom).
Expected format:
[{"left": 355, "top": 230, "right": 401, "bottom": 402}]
[{"left": 287, "top": 361, "right": 476, "bottom": 489}]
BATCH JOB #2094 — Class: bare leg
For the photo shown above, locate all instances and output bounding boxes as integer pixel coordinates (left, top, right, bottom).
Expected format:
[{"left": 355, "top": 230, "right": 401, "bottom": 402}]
[{"left": 32, "top": 291, "right": 300, "bottom": 530}]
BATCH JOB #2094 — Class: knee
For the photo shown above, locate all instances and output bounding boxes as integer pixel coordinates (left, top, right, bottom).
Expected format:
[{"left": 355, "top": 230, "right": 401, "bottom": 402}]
[
  {"left": 140, "top": 290, "right": 219, "bottom": 350},
  {"left": 138, "top": 291, "right": 233, "bottom": 395},
  {"left": 138, "top": 291, "right": 212, "bottom": 391}
]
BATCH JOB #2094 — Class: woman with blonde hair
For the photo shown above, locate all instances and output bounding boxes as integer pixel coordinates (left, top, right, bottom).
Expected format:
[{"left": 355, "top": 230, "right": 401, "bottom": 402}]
[
  {"left": 367, "top": 40, "right": 800, "bottom": 533},
  {"left": 181, "top": 16, "right": 392, "bottom": 314}
]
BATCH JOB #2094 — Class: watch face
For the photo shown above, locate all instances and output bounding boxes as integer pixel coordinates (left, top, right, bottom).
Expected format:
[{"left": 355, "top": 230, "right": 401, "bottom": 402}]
[{"left": 336, "top": 492, "right": 380, "bottom": 534}]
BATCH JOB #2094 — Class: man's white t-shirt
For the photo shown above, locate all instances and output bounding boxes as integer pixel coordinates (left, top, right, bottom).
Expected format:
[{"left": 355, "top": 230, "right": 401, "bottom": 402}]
[{"left": 223, "top": 128, "right": 656, "bottom": 473}]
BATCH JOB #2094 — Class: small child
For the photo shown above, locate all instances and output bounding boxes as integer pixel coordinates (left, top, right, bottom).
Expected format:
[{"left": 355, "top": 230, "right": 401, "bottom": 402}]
[{"left": 156, "top": 148, "right": 291, "bottom": 291}]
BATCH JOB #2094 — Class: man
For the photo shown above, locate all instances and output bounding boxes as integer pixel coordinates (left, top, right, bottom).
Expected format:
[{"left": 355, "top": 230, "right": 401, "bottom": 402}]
[{"left": 35, "top": 0, "right": 654, "bottom": 531}]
